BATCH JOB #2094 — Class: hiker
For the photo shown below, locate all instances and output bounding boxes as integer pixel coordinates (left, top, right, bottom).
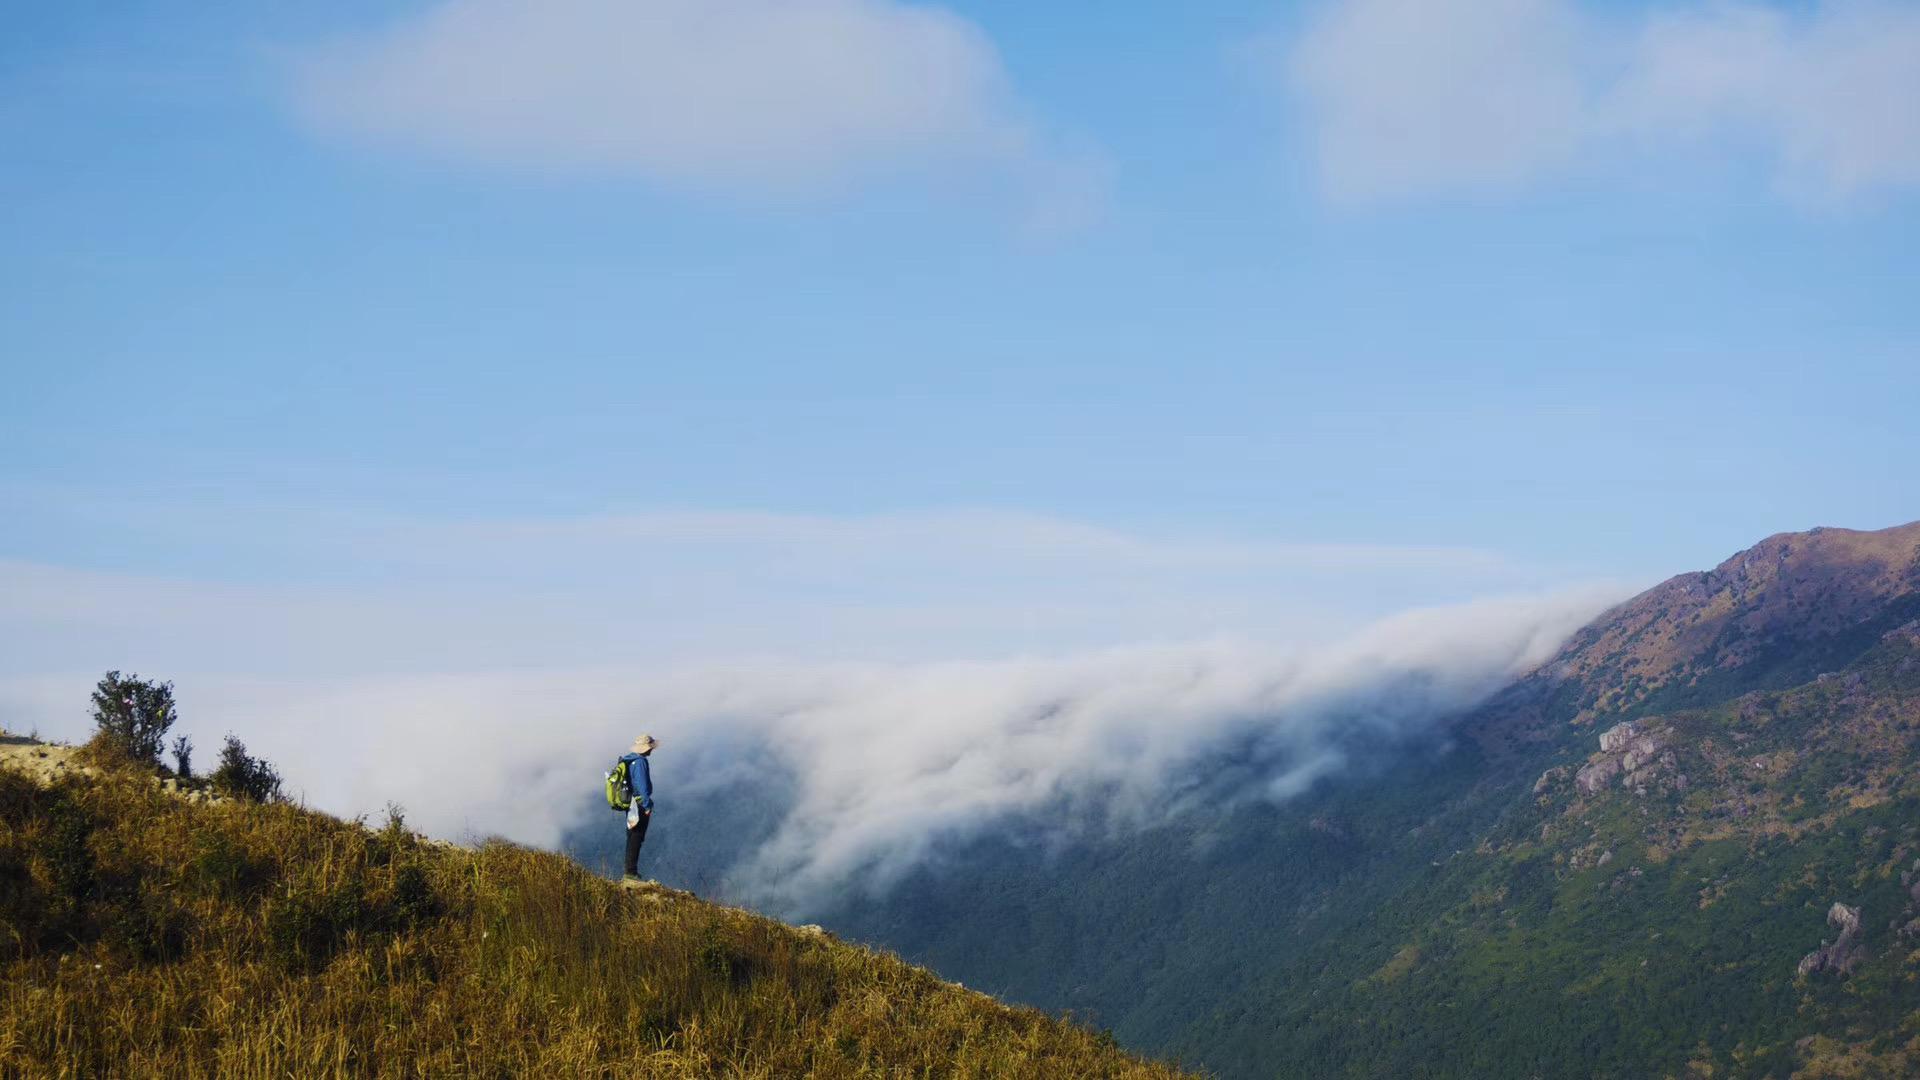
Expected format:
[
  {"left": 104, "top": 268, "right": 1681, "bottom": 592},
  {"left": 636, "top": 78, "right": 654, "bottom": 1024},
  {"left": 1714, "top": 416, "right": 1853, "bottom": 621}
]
[{"left": 616, "top": 734, "right": 657, "bottom": 883}]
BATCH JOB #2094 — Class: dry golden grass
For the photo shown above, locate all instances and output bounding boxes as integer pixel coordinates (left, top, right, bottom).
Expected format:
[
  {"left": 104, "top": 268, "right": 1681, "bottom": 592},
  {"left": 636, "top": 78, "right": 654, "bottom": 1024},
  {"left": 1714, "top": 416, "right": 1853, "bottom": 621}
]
[{"left": 0, "top": 763, "right": 1191, "bottom": 1079}]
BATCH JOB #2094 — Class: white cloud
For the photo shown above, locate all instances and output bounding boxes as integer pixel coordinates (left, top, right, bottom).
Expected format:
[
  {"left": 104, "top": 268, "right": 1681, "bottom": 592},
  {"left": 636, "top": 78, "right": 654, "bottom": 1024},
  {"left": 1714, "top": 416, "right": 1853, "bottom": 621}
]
[
  {"left": 291, "top": 0, "right": 1049, "bottom": 194},
  {"left": 0, "top": 500, "right": 1632, "bottom": 909},
  {"left": 1280, "top": 0, "right": 1920, "bottom": 201},
  {"left": 1286, "top": 0, "right": 1595, "bottom": 199},
  {"left": 717, "top": 589, "right": 1617, "bottom": 906},
  {"left": 1618, "top": 1, "right": 1920, "bottom": 196},
  {"left": 0, "top": 588, "right": 1623, "bottom": 911}
]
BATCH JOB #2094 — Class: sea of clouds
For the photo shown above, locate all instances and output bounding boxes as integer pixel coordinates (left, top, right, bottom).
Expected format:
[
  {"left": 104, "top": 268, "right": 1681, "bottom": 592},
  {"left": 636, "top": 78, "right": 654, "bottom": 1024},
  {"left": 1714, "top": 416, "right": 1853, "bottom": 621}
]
[
  {"left": 2, "top": 594, "right": 1622, "bottom": 905},
  {"left": 0, "top": 505, "right": 1629, "bottom": 908}
]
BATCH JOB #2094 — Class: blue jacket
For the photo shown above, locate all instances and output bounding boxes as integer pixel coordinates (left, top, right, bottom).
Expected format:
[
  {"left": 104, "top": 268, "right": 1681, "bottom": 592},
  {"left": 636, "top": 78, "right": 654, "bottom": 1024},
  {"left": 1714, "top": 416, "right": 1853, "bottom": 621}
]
[{"left": 618, "top": 752, "right": 653, "bottom": 812}]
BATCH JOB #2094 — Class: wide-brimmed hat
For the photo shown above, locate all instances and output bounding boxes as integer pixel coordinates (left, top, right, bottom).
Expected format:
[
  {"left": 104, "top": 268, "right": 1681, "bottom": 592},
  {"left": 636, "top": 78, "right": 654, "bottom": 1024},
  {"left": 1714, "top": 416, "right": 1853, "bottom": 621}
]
[{"left": 631, "top": 734, "right": 658, "bottom": 753}]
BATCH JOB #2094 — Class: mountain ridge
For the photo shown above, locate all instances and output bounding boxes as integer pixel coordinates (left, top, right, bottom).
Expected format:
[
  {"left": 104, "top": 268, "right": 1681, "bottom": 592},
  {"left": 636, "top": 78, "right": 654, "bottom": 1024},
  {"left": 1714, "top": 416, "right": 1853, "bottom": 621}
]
[
  {"left": 1466, "top": 520, "right": 1920, "bottom": 755},
  {"left": 1177, "top": 520, "right": 1920, "bottom": 1077}
]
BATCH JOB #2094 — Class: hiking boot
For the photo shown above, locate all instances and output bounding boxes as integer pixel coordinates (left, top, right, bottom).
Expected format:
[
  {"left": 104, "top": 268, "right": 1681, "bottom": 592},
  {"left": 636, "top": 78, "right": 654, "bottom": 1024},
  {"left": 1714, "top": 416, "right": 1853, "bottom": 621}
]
[{"left": 621, "top": 873, "right": 643, "bottom": 887}]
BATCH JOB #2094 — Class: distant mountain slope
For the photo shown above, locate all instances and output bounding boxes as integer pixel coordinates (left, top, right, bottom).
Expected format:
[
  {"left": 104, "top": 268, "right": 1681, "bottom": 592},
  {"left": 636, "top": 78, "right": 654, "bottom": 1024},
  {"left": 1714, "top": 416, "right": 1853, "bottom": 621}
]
[
  {"left": 1567, "top": 524, "right": 1919, "bottom": 686},
  {"left": 0, "top": 737, "right": 1188, "bottom": 1079},
  {"left": 1202, "top": 615, "right": 1920, "bottom": 1078},
  {"left": 1468, "top": 521, "right": 1920, "bottom": 754},
  {"left": 1172, "top": 521, "right": 1920, "bottom": 1078},
  {"left": 788, "top": 520, "right": 1920, "bottom": 1078}
]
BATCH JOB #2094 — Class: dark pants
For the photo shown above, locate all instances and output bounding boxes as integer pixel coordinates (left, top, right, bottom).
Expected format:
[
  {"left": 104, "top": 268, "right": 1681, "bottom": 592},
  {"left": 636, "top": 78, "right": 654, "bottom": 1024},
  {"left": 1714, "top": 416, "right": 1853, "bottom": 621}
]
[{"left": 623, "top": 810, "right": 651, "bottom": 876}]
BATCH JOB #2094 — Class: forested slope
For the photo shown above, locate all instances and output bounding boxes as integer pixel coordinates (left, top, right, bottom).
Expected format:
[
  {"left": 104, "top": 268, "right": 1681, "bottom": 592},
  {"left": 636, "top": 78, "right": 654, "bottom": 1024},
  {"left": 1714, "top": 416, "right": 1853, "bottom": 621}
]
[{"left": 807, "top": 523, "right": 1920, "bottom": 1078}]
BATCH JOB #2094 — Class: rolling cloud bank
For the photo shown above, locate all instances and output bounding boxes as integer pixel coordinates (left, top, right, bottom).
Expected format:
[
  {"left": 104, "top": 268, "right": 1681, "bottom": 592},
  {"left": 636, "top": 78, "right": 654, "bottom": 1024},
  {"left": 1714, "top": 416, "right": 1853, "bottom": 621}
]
[
  {"left": 4, "top": 590, "right": 1616, "bottom": 909},
  {"left": 0, "top": 504, "right": 1626, "bottom": 910}
]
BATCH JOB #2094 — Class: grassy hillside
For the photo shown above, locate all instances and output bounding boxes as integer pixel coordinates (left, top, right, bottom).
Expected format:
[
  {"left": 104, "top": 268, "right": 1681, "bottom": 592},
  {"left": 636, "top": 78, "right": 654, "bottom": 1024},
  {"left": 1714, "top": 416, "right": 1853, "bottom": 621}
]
[{"left": 0, "top": 743, "right": 1190, "bottom": 1079}]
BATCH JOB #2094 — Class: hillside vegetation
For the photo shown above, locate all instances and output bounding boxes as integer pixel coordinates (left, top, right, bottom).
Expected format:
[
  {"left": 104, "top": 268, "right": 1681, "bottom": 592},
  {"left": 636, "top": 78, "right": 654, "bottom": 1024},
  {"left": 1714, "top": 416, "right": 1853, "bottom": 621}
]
[
  {"left": 793, "top": 522, "right": 1920, "bottom": 1078},
  {"left": 1214, "top": 621, "right": 1920, "bottom": 1078},
  {"left": 0, "top": 738, "right": 1188, "bottom": 1079},
  {"left": 1177, "top": 524, "right": 1920, "bottom": 1078}
]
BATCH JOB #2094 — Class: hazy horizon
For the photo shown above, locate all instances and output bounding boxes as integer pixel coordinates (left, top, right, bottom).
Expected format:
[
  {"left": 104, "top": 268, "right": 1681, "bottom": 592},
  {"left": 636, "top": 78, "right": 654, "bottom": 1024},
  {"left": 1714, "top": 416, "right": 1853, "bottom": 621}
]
[{"left": 6, "top": 0, "right": 1918, "bottom": 895}]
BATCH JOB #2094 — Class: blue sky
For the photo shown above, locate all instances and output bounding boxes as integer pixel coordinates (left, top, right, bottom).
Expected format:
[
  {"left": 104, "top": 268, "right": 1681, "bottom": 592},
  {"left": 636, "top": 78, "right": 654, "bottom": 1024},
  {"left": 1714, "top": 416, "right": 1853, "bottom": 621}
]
[
  {"left": 3, "top": 1, "right": 1918, "bottom": 773},
  {"left": 3, "top": 0, "right": 1917, "bottom": 862},
  {"left": 5, "top": 0, "right": 1913, "bottom": 570}
]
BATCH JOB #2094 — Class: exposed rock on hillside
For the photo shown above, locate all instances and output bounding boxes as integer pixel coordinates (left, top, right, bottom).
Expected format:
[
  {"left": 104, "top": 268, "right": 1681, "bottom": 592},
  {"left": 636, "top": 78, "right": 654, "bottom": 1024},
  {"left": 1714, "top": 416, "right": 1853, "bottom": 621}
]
[
  {"left": 1598, "top": 721, "right": 1638, "bottom": 753},
  {"left": 0, "top": 730, "right": 231, "bottom": 805},
  {"left": 1574, "top": 755, "right": 1619, "bottom": 794},
  {"left": 1574, "top": 720, "right": 1682, "bottom": 796},
  {"left": 1798, "top": 902, "right": 1866, "bottom": 978}
]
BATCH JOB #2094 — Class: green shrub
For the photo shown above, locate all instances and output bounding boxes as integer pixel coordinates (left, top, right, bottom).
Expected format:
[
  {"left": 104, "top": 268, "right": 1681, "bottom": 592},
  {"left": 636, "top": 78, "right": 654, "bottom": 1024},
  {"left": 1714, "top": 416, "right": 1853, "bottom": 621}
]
[
  {"left": 369, "top": 802, "right": 413, "bottom": 867},
  {"left": 697, "top": 926, "right": 754, "bottom": 988},
  {"left": 267, "top": 879, "right": 372, "bottom": 973},
  {"left": 0, "top": 769, "right": 41, "bottom": 826},
  {"left": 189, "top": 829, "right": 271, "bottom": 900},
  {"left": 106, "top": 882, "right": 191, "bottom": 964},
  {"left": 41, "top": 793, "right": 96, "bottom": 901},
  {"left": 87, "top": 671, "right": 177, "bottom": 765},
  {"left": 391, "top": 863, "right": 438, "bottom": 926},
  {"left": 210, "top": 735, "right": 282, "bottom": 803}
]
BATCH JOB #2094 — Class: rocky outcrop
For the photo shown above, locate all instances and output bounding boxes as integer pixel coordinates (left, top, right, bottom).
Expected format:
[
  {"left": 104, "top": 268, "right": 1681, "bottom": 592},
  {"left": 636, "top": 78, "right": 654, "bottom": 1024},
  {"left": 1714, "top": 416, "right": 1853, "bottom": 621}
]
[
  {"left": 1598, "top": 721, "right": 1639, "bottom": 753},
  {"left": 0, "top": 729, "right": 233, "bottom": 806},
  {"left": 0, "top": 733, "right": 100, "bottom": 784},
  {"left": 1575, "top": 721, "right": 1684, "bottom": 796},
  {"left": 1533, "top": 766, "right": 1568, "bottom": 794},
  {"left": 1575, "top": 756, "right": 1621, "bottom": 794},
  {"left": 1798, "top": 902, "right": 1866, "bottom": 978}
]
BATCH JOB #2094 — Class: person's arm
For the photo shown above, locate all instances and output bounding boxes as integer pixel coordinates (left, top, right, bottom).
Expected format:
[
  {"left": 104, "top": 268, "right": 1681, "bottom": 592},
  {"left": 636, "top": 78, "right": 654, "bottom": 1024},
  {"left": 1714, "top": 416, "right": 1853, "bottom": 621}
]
[{"left": 636, "top": 756, "right": 653, "bottom": 812}]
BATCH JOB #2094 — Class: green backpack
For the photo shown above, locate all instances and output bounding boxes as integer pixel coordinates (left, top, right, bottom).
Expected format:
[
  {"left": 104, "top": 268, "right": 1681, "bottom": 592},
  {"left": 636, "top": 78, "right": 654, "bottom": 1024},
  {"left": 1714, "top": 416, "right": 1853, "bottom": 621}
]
[{"left": 606, "top": 758, "right": 632, "bottom": 811}]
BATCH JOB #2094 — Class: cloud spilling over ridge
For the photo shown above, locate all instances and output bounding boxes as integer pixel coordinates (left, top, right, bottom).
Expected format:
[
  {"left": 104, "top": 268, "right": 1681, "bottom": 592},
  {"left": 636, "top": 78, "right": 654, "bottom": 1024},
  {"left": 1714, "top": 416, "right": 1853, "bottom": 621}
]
[
  {"left": 0, "top": 586, "right": 1623, "bottom": 909},
  {"left": 1278, "top": 0, "right": 1920, "bottom": 201},
  {"left": 291, "top": 0, "right": 1066, "bottom": 198},
  {"left": 0, "top": 500, "right": 1630, "bottom": 908},
  {"left": 712, "top": 589, "right": 1618, "bottom": 907}
]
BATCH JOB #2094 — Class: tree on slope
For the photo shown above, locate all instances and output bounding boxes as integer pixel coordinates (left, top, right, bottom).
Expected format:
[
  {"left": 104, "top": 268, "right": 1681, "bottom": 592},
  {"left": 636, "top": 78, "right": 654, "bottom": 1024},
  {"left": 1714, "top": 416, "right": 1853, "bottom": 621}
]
[
  {"left": 88, "top": 671, "right": 177, "bottom": 766},
  {"left": 212, "top": 734, "right": 282, "bottom": 803}
]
